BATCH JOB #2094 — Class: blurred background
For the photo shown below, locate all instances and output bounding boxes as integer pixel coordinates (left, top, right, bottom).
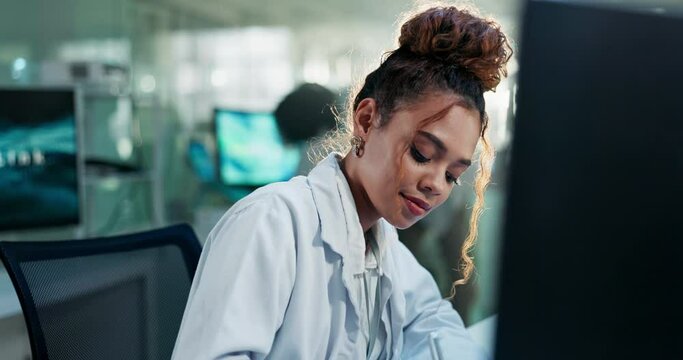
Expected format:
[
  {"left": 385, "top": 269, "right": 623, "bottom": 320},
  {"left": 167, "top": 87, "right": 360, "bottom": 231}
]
[
  {"left": 1, "top": 0, "right": 674, "bottom": 358},
  {"left": 0, "top": 0, "right": 519, "bottom": 356}
]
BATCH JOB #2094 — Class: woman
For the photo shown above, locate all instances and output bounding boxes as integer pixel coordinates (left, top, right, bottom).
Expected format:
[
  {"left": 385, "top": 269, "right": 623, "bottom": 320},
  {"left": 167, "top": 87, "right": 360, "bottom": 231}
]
[{"left": 173, "top": 4, "right": 511, "bottom": 359}]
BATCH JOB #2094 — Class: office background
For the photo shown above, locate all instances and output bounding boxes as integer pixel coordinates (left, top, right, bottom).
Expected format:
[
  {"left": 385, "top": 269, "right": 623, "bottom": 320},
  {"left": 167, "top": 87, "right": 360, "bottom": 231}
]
[{"left": 1, "top": 0, "right": 678, "bottom": 359}]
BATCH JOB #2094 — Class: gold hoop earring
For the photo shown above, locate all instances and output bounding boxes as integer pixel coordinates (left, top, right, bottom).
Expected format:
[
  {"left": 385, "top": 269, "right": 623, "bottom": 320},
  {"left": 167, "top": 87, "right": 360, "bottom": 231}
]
[{"left": 350, "top": 136, "right": 365, "bottom": 157}]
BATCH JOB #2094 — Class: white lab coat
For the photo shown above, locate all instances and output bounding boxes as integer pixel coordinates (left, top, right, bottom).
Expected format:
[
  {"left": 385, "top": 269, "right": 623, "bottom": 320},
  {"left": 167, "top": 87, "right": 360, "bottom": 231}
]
[{"left": 172, "top": 153, "right": 487, "bottom": 359}]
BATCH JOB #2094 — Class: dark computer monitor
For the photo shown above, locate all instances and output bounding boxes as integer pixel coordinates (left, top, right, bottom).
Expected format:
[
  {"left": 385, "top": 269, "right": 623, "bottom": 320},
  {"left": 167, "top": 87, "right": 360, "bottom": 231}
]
[
  {"left": 0, "top": 88, "right": 81, "bottom": 231},
  {"left": 495, "top": 2, "right": 683, "bottom": 359},
  {"left": 214, "top": 108, "right": 300, "bottom": 186}
]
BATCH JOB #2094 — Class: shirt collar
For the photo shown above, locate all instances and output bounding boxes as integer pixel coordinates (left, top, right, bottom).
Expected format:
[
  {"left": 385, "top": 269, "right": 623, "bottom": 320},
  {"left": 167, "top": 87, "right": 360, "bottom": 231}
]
[{"left": 308, "top": 152, "right": 391, "bottom": 275}]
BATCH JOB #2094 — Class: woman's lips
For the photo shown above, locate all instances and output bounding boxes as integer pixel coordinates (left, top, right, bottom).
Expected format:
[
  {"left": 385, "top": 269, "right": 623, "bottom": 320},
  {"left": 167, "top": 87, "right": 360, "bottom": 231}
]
[{"left": 401, "top": 193, "right": 431, "bottom": 216}]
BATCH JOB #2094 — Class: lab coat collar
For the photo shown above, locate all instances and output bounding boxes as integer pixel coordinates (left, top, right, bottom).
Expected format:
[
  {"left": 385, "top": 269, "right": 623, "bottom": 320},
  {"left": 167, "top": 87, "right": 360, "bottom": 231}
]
[
  {"left": 309, "top": 153, "right": 401, "bottom": 358},
  {"left": 307, "top": 152, "right": 394, "bottom": 276}
]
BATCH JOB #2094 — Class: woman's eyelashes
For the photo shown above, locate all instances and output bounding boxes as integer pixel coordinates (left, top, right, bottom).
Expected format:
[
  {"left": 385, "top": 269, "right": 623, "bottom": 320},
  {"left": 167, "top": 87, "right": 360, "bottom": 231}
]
[
  {"left": 410, "top": 145, "right": 429, "bottom": 163},
  {"left": 446, "top": 172, "right": 461, "bottom": 186},
  {"left": 410, "top": 144, "right": 461, "bottom": 186}
]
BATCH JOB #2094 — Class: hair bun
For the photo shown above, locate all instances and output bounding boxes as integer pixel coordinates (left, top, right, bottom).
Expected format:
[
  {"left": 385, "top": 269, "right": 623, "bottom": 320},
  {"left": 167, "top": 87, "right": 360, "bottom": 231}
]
[{"left": 398, "top": 6, "right": 512, "bottom": 91}]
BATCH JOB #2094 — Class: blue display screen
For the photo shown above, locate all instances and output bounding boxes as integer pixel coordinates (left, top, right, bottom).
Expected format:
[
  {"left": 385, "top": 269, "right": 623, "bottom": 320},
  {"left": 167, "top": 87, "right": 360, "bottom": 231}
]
[
  {"left": 0, "top": 88, "right": 80, "bottom": 231},
  {"left": 215, "top": 109, "right": 300, "bottom": 186}
]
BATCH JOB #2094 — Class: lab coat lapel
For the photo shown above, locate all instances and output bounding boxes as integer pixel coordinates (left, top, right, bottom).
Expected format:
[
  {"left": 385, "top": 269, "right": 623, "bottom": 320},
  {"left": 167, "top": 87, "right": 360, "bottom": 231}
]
[
  {"left": 307, "top": 153, "right": 364, "bottom": 337},
  {"left": 309, "top": 153, "right": 406, "bottom": 357},
  {"left": 377, "top": 220, "right": 405, "bottom": 358},
  {"left": 307, "top": 153, "right": 365, "bottom": 273},
  {"left": 307, "top": 153, "right": 349, "bottom": 261}
]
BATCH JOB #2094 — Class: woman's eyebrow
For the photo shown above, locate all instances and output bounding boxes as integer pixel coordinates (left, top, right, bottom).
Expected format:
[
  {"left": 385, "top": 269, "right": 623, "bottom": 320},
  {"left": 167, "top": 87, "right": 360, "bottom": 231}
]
[
  {"left": 417, "top": 130, "right": 447, "bottom": 151},
  {"left": 417, "top": 130, "right": 472, "bottom": 166}
]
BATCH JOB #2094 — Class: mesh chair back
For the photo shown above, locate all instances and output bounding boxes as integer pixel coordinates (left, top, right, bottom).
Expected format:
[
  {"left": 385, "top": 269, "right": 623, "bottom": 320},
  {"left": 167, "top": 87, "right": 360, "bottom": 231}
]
[{"left": 0, "top": 224, "right": 202, "bottom": 360}]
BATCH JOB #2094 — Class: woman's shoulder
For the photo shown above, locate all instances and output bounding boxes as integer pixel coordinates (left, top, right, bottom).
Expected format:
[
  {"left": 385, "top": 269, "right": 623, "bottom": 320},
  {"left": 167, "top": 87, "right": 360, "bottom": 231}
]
[
  {"left": 227, "top": 175, "right": 317, "bottom": 219},
  {"left": 207, "top": 176, "right": 319, "bottom": 246}
]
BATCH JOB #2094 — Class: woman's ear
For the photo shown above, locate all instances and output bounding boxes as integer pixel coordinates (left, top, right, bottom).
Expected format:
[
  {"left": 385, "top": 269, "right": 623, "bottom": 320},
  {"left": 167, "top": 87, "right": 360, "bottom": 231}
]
[{"left": 352, "top": 98, "right": 379, "bottom": 138}]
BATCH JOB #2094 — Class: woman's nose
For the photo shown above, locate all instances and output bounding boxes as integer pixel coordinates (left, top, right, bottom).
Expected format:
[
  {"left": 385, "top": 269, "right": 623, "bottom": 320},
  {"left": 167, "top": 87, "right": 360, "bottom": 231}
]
[{"left": 418, "top": 171, "right": 445, "bottom": 196}]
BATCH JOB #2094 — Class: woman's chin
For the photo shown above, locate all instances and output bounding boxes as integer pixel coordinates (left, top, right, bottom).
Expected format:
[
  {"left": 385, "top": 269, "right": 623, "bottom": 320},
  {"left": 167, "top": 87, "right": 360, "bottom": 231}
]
[{"left": 385, "top": 212, "right": 419, "bottom": 230}]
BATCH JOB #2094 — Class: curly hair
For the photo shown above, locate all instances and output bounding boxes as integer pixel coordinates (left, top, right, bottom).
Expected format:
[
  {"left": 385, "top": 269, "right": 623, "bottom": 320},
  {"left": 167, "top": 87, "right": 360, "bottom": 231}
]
[{"left": 312, "top": 3, "right": 512, "bottom": 296}]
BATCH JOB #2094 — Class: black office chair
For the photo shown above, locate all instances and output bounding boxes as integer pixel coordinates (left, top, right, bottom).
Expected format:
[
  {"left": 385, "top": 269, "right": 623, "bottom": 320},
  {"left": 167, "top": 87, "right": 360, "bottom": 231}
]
[{"left": 0, "top": 224, "right": 202, "bottom": 360}]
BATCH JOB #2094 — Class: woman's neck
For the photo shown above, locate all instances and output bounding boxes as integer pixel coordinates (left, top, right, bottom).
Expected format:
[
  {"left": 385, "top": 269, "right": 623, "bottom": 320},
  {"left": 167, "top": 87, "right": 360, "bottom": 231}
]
[{"left": 340, "top": 154, "right": 380, "bottom": 233}]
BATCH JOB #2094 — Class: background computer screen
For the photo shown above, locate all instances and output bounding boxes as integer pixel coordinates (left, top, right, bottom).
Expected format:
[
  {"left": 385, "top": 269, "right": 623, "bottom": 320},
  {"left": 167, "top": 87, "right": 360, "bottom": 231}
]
[
  {"left": 0, "top": 88, "right": 80, "bottom": 231},
  {"left": 214, "top": 108, "right": 300, "bottom": 186}
]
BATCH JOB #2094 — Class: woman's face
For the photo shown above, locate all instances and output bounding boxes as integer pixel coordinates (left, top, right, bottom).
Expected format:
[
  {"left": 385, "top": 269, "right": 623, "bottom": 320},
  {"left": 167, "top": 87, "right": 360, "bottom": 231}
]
[{"left": 354, "top": 93, "right": 481, "bottom": 229}]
